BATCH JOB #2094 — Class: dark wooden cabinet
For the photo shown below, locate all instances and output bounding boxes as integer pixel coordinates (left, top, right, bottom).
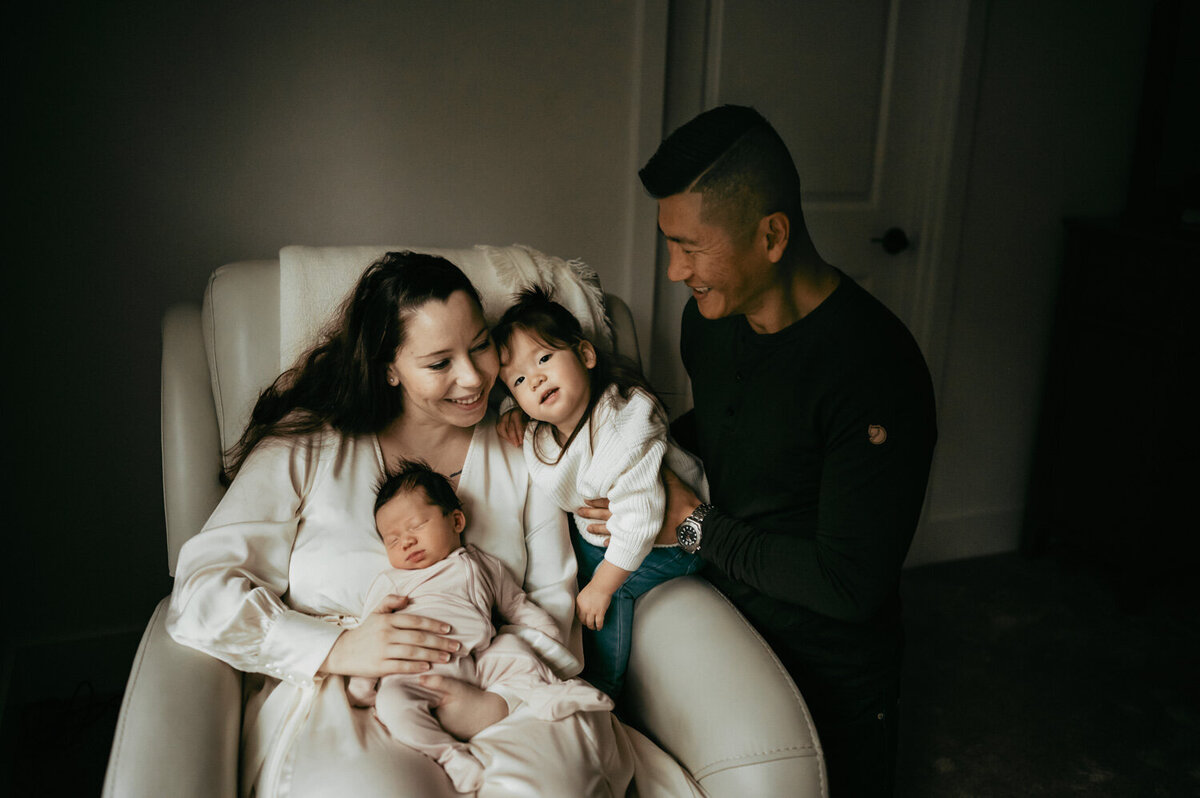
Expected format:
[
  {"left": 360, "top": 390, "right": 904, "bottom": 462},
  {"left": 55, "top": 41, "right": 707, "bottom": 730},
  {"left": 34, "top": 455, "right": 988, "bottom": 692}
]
[{"left": 1023, "top": 218, "right": 1200, "bottom": 604}]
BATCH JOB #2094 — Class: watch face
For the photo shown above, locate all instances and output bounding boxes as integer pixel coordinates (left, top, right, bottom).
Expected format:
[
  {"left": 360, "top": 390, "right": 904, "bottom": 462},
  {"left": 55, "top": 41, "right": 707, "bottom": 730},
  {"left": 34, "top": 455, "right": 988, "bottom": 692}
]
[{"left": 677, "top": 521, "right": 699, "bottom": 551}]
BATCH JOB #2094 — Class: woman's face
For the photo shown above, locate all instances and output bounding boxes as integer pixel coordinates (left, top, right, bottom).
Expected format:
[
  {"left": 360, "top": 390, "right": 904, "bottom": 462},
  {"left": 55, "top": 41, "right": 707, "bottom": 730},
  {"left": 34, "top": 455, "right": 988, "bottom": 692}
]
[{"left": 387, "top": 290, "right": 498, "bottom": 428}]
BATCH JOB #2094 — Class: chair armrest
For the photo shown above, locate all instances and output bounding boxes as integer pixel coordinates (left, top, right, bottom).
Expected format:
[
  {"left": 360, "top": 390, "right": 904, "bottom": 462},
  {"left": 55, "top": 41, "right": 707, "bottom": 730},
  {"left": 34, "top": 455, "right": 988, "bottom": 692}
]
[
  {"left": 162, "top": 302, "right": 226, "bottom": 575},
  {"left": 624, "top": 576, "right": 827, "bottom": 798},
  {"left": 103, "top": 597, "right": 242, "bottom": 798}
]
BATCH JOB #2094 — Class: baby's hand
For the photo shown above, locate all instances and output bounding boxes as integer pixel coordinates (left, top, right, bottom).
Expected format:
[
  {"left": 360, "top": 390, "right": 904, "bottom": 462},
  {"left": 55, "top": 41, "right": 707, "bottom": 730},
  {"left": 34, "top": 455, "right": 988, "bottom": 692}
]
[
  {"left": 576, "top": 583, "right": 612, "bottom": 631},
  {"left": 498, "top": 407, "right": 529, "bottom": 447}
]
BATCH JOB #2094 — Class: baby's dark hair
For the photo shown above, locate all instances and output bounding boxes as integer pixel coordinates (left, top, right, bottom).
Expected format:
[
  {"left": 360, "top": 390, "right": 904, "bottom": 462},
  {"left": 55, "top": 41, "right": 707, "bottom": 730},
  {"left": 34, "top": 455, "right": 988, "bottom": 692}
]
[
  {"left": 374, "top": 459, "right": 463, "bottom": 517},
  {"left": 491, "top": 285, "right": 662, "bottom": 463}
]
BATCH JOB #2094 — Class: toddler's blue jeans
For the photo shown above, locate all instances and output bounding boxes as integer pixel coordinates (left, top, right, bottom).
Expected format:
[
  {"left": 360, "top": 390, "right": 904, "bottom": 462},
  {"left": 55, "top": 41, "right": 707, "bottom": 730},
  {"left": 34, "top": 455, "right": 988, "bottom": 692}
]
[{"left": 571, "top": 532, "right": 702, "bottom": 698}]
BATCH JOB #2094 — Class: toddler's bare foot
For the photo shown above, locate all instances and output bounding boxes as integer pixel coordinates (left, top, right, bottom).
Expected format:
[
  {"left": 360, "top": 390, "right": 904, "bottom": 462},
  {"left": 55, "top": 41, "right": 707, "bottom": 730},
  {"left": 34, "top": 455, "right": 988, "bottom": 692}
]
[{"left": 421, "top": 675, "right": 508, "bottom": 740}]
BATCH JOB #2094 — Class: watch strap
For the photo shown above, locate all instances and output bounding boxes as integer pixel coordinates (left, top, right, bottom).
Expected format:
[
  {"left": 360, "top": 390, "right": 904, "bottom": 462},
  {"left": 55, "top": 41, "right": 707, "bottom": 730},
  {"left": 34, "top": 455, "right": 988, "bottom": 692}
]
[{"left": 688, "top": 503, "right": 714, "bottom": 526}]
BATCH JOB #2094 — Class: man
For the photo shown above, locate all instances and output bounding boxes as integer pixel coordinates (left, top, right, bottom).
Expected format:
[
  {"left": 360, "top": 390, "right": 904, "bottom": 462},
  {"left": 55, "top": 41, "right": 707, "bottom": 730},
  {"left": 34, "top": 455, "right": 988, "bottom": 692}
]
[{"left": 642, "top": 105, "right": 937, "bottom": 796}]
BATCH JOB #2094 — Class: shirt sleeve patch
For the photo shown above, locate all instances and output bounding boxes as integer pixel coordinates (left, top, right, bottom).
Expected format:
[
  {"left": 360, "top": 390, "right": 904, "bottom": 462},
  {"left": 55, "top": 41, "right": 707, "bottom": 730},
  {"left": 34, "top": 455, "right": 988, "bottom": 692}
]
[{"left": 868, "top": 424, "right": 888, "bottom": 445}]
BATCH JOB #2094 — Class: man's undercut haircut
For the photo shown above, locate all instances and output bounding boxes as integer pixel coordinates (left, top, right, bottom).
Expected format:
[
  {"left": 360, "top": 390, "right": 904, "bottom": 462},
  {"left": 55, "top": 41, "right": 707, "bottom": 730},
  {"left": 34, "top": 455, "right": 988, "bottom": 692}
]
[
  {"left": 374, "top": 459, "right": 462, "bottom": 517},
  {"left": 639, "top": 104, "right": 802, "bottom": 238}
]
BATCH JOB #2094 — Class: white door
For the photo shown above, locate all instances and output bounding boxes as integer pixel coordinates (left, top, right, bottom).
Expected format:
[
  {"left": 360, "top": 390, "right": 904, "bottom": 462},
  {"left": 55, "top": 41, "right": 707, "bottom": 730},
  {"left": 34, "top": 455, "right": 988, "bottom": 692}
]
[{"left": 649, "top": 0, "right": 978, "bottom": 409}]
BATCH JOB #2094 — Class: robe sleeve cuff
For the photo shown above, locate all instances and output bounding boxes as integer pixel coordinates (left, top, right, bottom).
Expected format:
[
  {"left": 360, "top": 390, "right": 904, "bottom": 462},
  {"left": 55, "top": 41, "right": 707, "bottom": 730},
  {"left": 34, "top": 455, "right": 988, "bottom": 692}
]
[{"left": 261, "top": 610, "right": 344, "bottom": 686}]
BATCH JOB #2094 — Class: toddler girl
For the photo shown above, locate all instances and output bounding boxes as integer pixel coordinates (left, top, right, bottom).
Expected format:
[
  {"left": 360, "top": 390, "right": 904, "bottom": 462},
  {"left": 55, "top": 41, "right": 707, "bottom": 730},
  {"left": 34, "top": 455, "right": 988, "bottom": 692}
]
[
  {"left": 493, "top": 286, "right": 708, "bottom": 698},
  {"left": 347, "top": 460, "right": 612, "bottom": 792}
]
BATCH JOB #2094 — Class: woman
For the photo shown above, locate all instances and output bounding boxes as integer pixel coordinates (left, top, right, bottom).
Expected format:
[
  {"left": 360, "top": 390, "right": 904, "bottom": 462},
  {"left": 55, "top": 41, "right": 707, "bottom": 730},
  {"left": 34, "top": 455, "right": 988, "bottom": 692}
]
[{"left": 166, "top": 252, "right": 640, "bottom": 797}]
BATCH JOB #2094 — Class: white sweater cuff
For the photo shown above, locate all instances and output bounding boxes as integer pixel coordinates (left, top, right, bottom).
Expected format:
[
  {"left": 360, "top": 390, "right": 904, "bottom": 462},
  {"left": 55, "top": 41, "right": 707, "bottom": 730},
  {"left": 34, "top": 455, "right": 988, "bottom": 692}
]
[{"left": 602, "top": 539, "right": 652, "bottom": 573}]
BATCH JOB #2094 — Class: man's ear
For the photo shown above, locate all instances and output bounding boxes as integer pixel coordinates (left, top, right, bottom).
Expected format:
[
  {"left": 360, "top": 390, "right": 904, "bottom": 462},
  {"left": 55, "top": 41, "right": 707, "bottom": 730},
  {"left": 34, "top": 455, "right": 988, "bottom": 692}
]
[
  {"left": 578, "top": 340, "right": 597, "bottom": 369},
  {"left": 762, "top": 212, "right": 790, "bottom": 264},
  {"left": 451, "top": 509, "right": 466, "bottom": 534}
]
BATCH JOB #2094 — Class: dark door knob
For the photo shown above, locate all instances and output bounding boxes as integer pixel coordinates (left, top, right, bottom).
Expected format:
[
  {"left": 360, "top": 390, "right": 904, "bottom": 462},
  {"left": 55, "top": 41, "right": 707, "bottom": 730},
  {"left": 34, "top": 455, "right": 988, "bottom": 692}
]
[{"left": 871, "top": 227, "right": 909, "bottom": 255}]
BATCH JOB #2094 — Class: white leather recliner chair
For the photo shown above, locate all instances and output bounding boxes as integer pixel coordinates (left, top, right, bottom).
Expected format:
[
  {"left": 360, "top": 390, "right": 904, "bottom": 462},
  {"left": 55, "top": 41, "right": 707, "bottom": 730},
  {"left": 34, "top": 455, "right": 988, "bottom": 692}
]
[{"left": 102, "top": 251, "right": 826, "bottom": 797}]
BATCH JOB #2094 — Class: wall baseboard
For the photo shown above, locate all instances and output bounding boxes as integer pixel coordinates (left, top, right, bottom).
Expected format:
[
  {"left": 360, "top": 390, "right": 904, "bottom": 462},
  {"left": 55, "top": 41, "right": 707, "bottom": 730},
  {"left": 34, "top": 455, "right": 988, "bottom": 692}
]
[{"left": 905, "top": 507, "right": 1023, "bottom": 569}]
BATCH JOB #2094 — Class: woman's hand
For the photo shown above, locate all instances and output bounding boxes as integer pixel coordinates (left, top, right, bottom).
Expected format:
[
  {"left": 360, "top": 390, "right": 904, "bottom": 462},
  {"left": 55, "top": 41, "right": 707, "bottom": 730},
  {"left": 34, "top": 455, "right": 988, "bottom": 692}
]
[
  {"left": 497, "top": 407, "right": 529, "bottom": 447},
  {"left": 321, "top": 595, "right": 461, "bottom": 678},
  {"left": 576, "top": 466, "right": 701, "bottom": 544},
  {"left": 576, "top": 583, "right": 613, "bottom": 631}
]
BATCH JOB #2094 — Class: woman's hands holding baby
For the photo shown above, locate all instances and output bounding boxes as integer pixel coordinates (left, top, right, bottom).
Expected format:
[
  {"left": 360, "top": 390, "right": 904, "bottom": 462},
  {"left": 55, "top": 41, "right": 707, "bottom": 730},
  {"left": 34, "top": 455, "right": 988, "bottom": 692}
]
[{"left": 321, "top": 595, "right": 461, "bottom": 677}]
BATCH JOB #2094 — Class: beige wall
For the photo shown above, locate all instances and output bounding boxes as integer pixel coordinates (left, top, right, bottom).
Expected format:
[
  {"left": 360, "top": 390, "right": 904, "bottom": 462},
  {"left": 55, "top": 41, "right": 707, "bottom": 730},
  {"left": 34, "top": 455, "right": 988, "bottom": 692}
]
[
  {"left": 3, "top": 0, "right": 1158, "bottom": 703},
  {"left": 5, "top": 0, "right": 667, "bottom": 699}
]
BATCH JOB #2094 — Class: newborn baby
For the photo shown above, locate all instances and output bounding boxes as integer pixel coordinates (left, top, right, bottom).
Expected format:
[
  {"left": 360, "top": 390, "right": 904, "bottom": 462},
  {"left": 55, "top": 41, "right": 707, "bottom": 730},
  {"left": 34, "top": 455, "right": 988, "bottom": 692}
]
[{"left": 346, "top": 460, "right": 612, "bottom": 793}]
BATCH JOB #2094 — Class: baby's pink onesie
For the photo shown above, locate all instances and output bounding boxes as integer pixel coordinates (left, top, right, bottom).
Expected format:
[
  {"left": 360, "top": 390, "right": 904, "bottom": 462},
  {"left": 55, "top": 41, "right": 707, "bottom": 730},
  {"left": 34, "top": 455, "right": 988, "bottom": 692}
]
[{"left": 347, "top": 544, "right": 611, "bottom": 792}]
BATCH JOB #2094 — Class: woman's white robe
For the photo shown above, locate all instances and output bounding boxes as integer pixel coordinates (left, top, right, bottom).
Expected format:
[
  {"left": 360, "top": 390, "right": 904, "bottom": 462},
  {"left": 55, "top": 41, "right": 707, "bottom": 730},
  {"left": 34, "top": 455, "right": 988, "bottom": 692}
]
[{"left": 167, "top": 417, "right": 698, "bottom": 797}]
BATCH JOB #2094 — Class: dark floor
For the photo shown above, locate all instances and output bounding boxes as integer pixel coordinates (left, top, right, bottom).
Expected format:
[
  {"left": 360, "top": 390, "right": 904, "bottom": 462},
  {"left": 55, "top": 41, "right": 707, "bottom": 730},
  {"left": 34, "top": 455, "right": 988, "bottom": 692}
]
[
  {"left": 3, "top": 552, "right": 1198, "bottom": 796},
  {"left": 896, "top": 553, "right": 1200, "bottom": 797},
  {"left": 2, "top": 683, "right": 125, "bottom": 797}
]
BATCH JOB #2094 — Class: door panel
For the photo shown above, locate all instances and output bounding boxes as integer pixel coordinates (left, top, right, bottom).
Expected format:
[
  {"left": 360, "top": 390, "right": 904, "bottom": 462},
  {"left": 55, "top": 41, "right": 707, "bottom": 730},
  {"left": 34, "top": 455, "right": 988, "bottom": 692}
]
[
  {"left": 709, "top": 0, "right": 921, "bottom": 314},
  {"left": 714, "top": 1, "right": 890, "bottom": 204},
  {"left": 650, "top": 0, "right": 975, "bottom": 411}
]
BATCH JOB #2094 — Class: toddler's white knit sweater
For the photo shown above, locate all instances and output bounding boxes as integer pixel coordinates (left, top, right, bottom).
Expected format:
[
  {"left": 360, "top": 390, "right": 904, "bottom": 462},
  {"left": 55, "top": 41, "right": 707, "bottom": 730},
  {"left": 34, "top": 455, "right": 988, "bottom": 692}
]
[{"left": 523, "top": 385, "right": 708, "bottom": 572}]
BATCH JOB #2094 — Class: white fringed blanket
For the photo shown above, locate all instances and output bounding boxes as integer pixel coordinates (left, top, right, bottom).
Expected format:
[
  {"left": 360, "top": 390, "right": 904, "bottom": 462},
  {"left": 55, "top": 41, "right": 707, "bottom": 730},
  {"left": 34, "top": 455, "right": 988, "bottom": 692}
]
[{"left": 280, "top": 244, "right": 613, "bottom": 370}]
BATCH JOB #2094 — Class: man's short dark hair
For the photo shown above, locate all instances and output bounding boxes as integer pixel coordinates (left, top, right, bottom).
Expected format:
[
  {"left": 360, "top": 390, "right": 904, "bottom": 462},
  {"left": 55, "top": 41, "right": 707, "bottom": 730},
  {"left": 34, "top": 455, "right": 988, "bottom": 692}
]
[
  {"left": 639, "top": 105, "right": 802, "bottom": 237},
  {"left": 374, "top": 459, "right": 462, "bottom": 517}
]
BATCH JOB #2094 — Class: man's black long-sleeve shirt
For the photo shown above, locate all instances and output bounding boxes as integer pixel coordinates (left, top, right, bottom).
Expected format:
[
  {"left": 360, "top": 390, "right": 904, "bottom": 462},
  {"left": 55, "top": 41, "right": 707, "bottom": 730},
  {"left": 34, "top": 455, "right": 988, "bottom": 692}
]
[{"left": 675, "top": 272, "right": 936, "bottom": 684}]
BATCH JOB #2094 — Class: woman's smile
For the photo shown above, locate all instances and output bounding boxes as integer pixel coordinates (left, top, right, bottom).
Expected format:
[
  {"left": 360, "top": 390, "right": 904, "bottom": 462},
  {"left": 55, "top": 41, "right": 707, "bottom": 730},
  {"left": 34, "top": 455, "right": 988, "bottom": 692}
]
[{"left": 447, "top": 390, "right": 485, "bottom": 409}]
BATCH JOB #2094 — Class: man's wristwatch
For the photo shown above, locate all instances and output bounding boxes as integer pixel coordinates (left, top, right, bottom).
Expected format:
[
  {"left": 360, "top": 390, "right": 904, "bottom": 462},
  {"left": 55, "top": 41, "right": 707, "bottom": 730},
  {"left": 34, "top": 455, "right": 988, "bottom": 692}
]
[{"left": 675, "top": 503, "right": 714, "bottom": 554}]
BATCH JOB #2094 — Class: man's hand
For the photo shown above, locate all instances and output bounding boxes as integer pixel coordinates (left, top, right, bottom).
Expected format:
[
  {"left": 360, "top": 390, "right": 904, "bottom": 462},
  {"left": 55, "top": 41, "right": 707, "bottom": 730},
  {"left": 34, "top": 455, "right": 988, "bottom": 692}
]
[
  {"left": 577, "top": 466, "right": 702, "bottom": 544},
  {"left": 576, "top": 498, "right": 612, "bottom": 537},
  {"left": 661, "top": 466, "right": 701, "bottom": 544},
  {"left": 497, "top": 407, "right": 529, "bottom": 447}
]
